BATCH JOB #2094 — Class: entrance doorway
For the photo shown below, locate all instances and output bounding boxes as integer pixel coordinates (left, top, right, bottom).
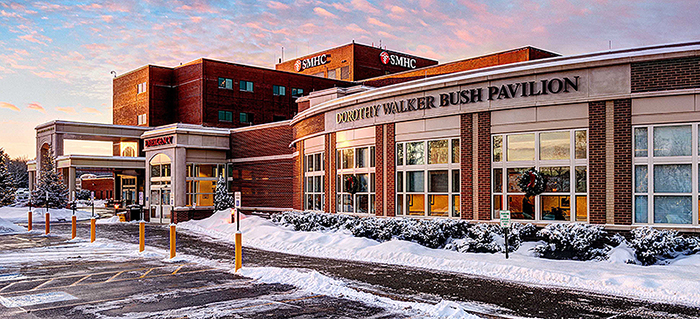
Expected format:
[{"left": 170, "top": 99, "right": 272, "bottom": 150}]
[
  {"left": 150, "top": 187, "right": 171, "bottom": 223},
  {"left": 149, "top": 153, "right": 172, "bottom": 223}
]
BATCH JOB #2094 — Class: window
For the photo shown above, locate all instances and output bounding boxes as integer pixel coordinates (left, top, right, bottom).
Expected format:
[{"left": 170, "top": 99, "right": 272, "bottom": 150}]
[
  {"left": 185, "top": 163, "right": 227, "bottom": 207},
  {"left": 137, "top": 82, "right": 147, "bottom": 94},
  {"left": 305, "top": 152, "right": 325, "bottom": 211},
  {"left": 273, "top": 115, "right": 286, "bottom": 122},
  {"left": 240, "top": 112, "right": 253, "bottom": 124},
  {"left": 137, "top": 114, "right": 147, "bottom": 125},
  {"left": 340, "top": 66, "right": 350, "bottom": 80},
  {"left": 273, "top": 85, "right": 285, "bottom": 96},
  {"left": 396, "top": 138, "right": 460, "bottom": 217},
  {"left": 291, "top": 88, "right": 304, "bottom": 98},
  {"left": 633, "top": 124, "right": 700, "bottom": 225},
  {"left": 493, "top": 129, "right": 588, "bottom": 222},
  {"left": 312, "top": 72, "right": 324, "bottom": 78},
  {"left": 239, "top": 80, "right": 253, "bottom": 92},
  {"left": 328, "top": 69, "right": 336, "bottom": 79},
  {"left": 218, "top": 111, "right": 233, "bottom": 122},
  {"left": 218, "top": 77, "right": 233, "bottom": 89},
  {"left": 336, "top": 146, "right": 376, "bottom": 214}
]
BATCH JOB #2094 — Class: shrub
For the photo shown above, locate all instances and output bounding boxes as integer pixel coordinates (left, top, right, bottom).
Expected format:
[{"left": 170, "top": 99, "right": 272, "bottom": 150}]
[
  {"left": 628, "top": 227, "right": 697, "bottom": 265},
  {"left": 532, "top": 223, "right": 615, "bottom": 261}
]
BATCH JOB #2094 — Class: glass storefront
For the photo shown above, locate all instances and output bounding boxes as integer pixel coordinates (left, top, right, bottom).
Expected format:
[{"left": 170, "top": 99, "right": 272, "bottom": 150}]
[
  {"left": 305, "top": 152, "right": 325, "bottom": 211},
  {"left": 336, "top": 146, "right": 375, "bottom": 214}
]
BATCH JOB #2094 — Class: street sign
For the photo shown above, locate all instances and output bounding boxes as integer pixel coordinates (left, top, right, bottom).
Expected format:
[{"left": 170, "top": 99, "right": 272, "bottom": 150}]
[
  {"left": 139, "top": 192, "right": 144, "bottom": 205},
  {"left": 499, "top": 210, "right": 511, "bottom": 228},
  {"left": 234, "top": 192, "right": 241, "bottom": 208}
]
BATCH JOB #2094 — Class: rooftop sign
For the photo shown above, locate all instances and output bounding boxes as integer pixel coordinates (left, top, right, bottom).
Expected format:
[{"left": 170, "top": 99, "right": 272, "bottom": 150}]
[
  {"left": 295, "top": 54, "right": 328, "bottom": 72},
  {"left": 380, "top": 51, "right": 417, "bottom": 69}
]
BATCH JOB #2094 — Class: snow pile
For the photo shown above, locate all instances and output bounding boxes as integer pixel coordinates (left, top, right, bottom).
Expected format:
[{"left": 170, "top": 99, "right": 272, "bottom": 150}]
[
  {"left": 628, "top": 227, "right": 700, "bottom": 265},
  {"left": 240, "top": 266, "right": 478, "bottom": 319},
  {"left": 272, "top": 211, "right": 534, "bottom": 251},
  {"left": 0, "top": 217, "right": 25, "bottom": 234},
  {"left": 96, "top": 216, "right": 120, "bottom": 224},
  {"left": 0, "top": 206, "right": 94, "bottom": 223},
  {"left": 532, "top": 223, "right": 621, "bottom": 261},
  {"left": 76, "top": 199, "right": 106, "bottom": 208},
  {"left": 179, "top": 211, "right": 700, "bottom": 307}
]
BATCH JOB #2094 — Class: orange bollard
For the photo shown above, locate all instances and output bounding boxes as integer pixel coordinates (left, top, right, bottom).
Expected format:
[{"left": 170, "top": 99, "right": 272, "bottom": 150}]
[
  {"left": 45, "top": 212, "right": 50, "bottom": 235},
  {"left": 235, "top": 231, "right": 242, "bottom": 272},
  {"left": 139, "top": 221, "right": 145, "bottom": 253},
  {"left": 27, "top": 211, "right": 32, "bottom": 232},
  {"left": 169, "top": 224, "right": 176, "bottom": 259},
  {"left": 71, "top": 215, "right": 77, "bottom": 239},
  {"left": 90, "top": 218, "right": 96, "bottom": 243}
]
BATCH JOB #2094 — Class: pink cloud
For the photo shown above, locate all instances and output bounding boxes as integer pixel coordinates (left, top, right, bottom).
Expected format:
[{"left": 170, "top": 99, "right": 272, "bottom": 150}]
[
  {"left": 176, "top": 2, "right": 218, "bottom": 14},
  {"left": 101, "top": 15, "right": 113, "bottom": 23},
  {"left": 55, "top": 106, "right": 76, "bottom": 114},
  {"left": 82, "top": 43, "right": 110, "bottom": 51},
  {"left": 18, "top": 32, "right": 52, "bottom": 45},
  {"left": 346, "top": 24, "right": 369, "bottom": 34},
  {"left": 313, "top": 7, "right": 338, "bottom": 19},
  {"left": 82, "top": 107, "right": 101, "bottom": 115},
  {"left": 27, "top": 102, "right": 45, "bottom": 113},
  {"left": 351, "top": 0, "right": 380, "bottom": 14},
  {"left": 330, "top": 3, "right": 351, "bottom": 12},
  {"left": 367, "top": 17, "right": 391, "bottom": 29},
  {"left": 0, "top": 102, "right": 19, "bottom": 112},
  {"left": 190, "top": 16, "right": 202, "bottom": 23},
  {"left": 378, "top": 31, "right": 398, "bottom": 40},
  {"left": 267, "top": 1, "right": 290, "bottom": 10},
  {"left": 32, "top": 71, "right": 57, "bottom": 78}
]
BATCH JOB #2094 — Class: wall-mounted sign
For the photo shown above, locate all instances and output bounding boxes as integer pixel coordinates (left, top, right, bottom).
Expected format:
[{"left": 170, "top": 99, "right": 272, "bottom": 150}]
[
  {"left": 380, "top": 51, "right": 417, "bottom": 69},
  {"left": 336, "top": 76, "right": 580, "bottom": 124},
  {"left": 295, "top": 54, "right": 328, "bottom": 72},
  {"left": 145, "top": 136, "right": 173, "bottom": 148}
]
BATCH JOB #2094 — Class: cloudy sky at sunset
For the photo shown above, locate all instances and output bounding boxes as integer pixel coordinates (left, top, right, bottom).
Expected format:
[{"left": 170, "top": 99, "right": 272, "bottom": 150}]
[{"left": 1, "top": 0, "right": 699, "bottom": 158}]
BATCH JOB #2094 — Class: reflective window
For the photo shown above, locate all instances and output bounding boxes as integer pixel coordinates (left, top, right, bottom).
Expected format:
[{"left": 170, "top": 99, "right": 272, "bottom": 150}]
[
  {"left": 428, "top": 140, "right": 449, "bottom": 164},
  {"left": 540, "top": 131, "right": 570, "bottom": 160},
  {"left": 407, "top": 142, "right": 424, "bottom": 165},
  {"left": 507, "top": 133, "right": 535, "bottom": 161},
  {"left": 653, "top": 125, "right": 691, "bottom": 157}
]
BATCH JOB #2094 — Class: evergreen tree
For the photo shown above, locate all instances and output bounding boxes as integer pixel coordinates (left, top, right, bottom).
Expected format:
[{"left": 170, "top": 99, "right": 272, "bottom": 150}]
[
  {"left": 214, "top": 175, "right": 233, "bottom": 211},
  {"left": 30, "top": 147, "right": 69, "bottom": 209},
  {"left": 8, "top": 156, "right": 28, "bottom": 189},
  {"left": 0, "top": 148, "right": 15, "bottom": 206}
]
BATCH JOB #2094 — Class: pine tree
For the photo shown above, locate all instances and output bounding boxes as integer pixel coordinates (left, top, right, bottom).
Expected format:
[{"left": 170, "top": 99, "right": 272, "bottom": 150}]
[
  {"left": 0, "top": 148, "right": 15, "bottom": 206},
  {"left": 30, "top": 146, "right": 69, "bottom": 209},
  {"left": 8, "top": 156, "right": 28, "bottom": 189},
  {"left": 214, "top": 175, "right": 233, "bottom": 211}
]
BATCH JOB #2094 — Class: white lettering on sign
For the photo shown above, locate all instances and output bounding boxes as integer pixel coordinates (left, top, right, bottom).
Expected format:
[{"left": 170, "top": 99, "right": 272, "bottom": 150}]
[
  {"left": 234, "top": 191, "right": 241, "bottom": 208},
  {"left": 380, "top": 51, "right": 417, "bottom": 69},
  {"left": 500, "top": 210, "right": 511, "bottom": 228},
  {"left": 295, "top": 54, "right": 328, "bottom": 72}
]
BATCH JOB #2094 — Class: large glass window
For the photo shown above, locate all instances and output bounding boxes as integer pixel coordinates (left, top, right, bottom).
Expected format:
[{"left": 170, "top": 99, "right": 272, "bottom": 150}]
[
  {"left": 336, "top": 146, "right": 375, "bottom": 214},
  {"left": 396, "top": 138, "right": 460, "bottom": 218},
  {"left": 185, "top": 163, "right": 226, "bottom": 207},
  {"left": 493, "top": 129, "right": 588, "bottom": 222},
  {"left": 304, "top": 152, "right": 325, "bottom": 211},
  {"left": 633, "top": 124, "right": 699, "bottom": 225}
]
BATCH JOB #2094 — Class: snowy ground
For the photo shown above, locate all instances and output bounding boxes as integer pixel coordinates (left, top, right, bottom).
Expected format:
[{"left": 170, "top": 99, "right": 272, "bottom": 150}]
[
  {"left": 0, "top": 206, "right": 95, "bottom": 223},
  {"left": 179, "top": 210, "right": 700, "bottom": 308},
  {"left": 0, "top": 217, "right": 25, "bottom": 234}
]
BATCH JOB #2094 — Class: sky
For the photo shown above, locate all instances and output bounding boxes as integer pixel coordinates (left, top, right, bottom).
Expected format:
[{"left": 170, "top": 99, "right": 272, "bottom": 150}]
[{"left": 1, "top": 0, "right": 699, "bottom": 159}]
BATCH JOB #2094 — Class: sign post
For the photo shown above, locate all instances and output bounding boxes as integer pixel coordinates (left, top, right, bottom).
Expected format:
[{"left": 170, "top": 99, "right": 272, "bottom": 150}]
[
  {"left": 499, "top": 210, "right": 511, "bottom": 259},
  {"left": 234, "top": 191, "right": 242, "bottom": 272}
]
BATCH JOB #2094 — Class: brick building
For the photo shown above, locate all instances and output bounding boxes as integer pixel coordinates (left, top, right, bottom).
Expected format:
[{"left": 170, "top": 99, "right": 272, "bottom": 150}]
[{"left": 29, "top": 41, "right": 700, "bottom": 230}]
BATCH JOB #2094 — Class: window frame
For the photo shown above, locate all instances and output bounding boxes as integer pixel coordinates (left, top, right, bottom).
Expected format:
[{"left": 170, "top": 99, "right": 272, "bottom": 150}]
[
  {"left": 239, "top": 80, "right": 253, "bottom": 92},
  {"left": 336, "top": 146, "right": 376, "bottom": 215},
  {"left": 218, "top": 77, "right": 233, "bottom": 90},
  {"left": 304, "top": 152, "right": 325, "bottom": 211},
  {"left": 218, "top": 110, "right": 233, "bottom": 122},
  {"left": 273, "top": 85, "right": 286, "bottom": 96}
]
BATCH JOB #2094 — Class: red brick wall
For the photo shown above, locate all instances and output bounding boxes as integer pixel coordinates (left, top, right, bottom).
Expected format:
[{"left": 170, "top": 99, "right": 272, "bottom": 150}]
[
  {"left": 149, "top": 66, "right": 175, "bottom": 127},
  {"left": 80, "top": 178, "right": 114, "bottom": 200},
  {"left": 631, "top": 56, "right": 700, "bottom": 93},
  {"left": 614, "top": 99, "right": 632, "bottom": 225},
  {"left": 476, "top": 112, "right": 492, "bottom": 220},
  {"left": 374, "top": 125, "right": 384, "bottom": 216},
  {"left": 229, "top": 125, "right": 293, "bottom": 159},
  {"left": 228, "top": 160, "right": 294, "bottom": 209},
  {"left": 293, "top": 114, "right": 325, "bottom": 140},
  {"left": 174, "top": 62, "right": 204, "bottom": 125},
  {"left": 113, "top": 67, "right": 149, "bottom": 126},
  {"left": 326, "top": 133, "right": 335, "bottom": 213},
  {"left": 386, "top": 124, "right": 396, "bottom": 217},
  {"left": 460, "top": 114, "right": 473, "bottom": 220},
  {"left": 588, "top": 101, "right": 607, "bottom": 224},
  {"left": 293, "top": 141, "right": 303, "bottom": 210}
]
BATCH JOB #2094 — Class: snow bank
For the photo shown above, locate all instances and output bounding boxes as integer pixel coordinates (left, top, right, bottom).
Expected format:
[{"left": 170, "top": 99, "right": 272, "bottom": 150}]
[
  {"left": 96, "top": 216, "right": 120, "bottom": 224},
  {"left": 179, "top": 212, "right": 700, "bottom": 307},
  {"left": 0, "top": 217, "right": 25, "bottom": 234},
  {"left": 0, "top": 207, "right": 95, "bottom": 223}
]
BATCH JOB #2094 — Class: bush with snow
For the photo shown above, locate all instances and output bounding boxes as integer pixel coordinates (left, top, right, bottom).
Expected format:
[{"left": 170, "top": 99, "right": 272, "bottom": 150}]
[
  {"left": 628, "top": 227, "right": 699, "bottom": 265},
  {"left": 532, "top": 223, "right": 620, "bottom": 261},
  {"left": 272, "top": 211, "right": 535, "bottom": 253}
]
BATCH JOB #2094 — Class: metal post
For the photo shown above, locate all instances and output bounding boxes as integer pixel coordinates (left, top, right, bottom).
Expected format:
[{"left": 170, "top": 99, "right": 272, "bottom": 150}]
[
  {"left": 169, "top": 224, "right": 176, "bottom": 259},
  {"left": 90, "top": 218, "right": 96, "bottom": 243},
  {"left": 71, "top": 202, "right": 76, "bottom": 239},
  {"left": 235, "top": 208, "right": 242, "bottom": 272},
  {"left": 45, "top": 191, "right": 49, "bottom": 235},
  {"left": 139, "top": 221, "right": 145, "bottom": 252},
  {"left": 27, "top": 202, "right": 32, "bottom": 232},
  {"left": 45, "top": 212, "right": 50, "bottom": 235},
  {"left": 504, "top": 227, "right": 509, "bottom": 259}
]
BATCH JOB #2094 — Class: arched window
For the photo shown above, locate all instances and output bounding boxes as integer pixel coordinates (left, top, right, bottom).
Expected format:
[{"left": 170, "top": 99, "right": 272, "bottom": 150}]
[{"left": 122, "top": 146, "right": 136, "bottom": 157}]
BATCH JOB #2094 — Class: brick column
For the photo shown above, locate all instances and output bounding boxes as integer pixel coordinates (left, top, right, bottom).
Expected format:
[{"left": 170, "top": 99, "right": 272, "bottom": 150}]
[
  {"left": 588, "top": 101, "right": 606, "bottom": 224},
  {"left": 476, "top": 111, "right": 492, "bottom": 220},
  {"left": 386, "top": 124, "right": 396, "bottom": 217},
  {"left": 614, "top": 99, "right": 632, "bottom": 225},
  {"left": 293, "top": 141, "right": 304, "bottom": 211},
  {"left": 460, "top": 113, "right": 473, "bottom": 220},
  {"left": 327, "top": 133, "right": 336, "bottom": 214},
  {"left": 375, "top": 125, "right": 384, "bottom": 216}
]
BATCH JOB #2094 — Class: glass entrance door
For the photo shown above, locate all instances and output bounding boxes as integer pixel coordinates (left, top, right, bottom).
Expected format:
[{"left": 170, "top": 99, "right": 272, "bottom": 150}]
[{"left": 150, "top": 187, "right": 172, "bottom": 223}]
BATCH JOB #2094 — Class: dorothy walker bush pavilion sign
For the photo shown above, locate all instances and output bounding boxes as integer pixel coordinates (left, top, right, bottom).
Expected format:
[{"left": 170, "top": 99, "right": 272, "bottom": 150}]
[{"left": 335, "top": 76, "right": 580, "bottom": 124}]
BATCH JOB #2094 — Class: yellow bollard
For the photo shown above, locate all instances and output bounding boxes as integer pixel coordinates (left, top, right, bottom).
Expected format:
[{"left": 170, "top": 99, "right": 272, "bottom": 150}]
[
  {"left": 235, "top": 231, "right": 242, "bottom": 272},
  {"left": 27, "top": 211, "right": 32, "bottom": 232},
  {"left": 90, "top": 218, "right": 96, "bottom": 243},
  {"left": 139, "top": 221, "right": 145, "bottom": 253},
  {"left": 169, "top": 224, "right": 176, "bottom": 259},
  {"left": 71, "top": 215, "right": 77, "bottom": 239},
  {"left": 45, "top": 212, "right": 50, "bottom": 235}
]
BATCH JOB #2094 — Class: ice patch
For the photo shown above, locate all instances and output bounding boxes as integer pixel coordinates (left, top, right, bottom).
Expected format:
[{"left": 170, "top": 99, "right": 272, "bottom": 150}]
[
  {"left": 0, "top": 217, "right": 25, "bottom": 234},
  {"left": 0, "top": 291, "right": 77, "bottom": 307}
]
